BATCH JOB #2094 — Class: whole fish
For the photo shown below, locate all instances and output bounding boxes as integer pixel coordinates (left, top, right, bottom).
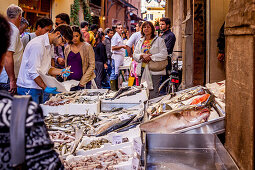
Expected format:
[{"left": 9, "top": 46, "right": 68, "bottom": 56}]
[
  {"left": 140, "top": 108, "right": 210, "bottom": 133},
  {"left": 106, "top": 86, "right": 131, "bottom": 100},
  {"left": 116, "top": 89, "right": 142, "bottom": 99},
  {"left": 96, "top": 115, "right": 136, "bottom": 137}
]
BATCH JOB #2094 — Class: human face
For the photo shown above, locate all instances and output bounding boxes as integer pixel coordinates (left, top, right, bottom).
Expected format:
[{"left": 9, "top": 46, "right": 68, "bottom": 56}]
[
  {"left": 72, "top": 32, "right": 81, "bottom": 45},
  {"left": 135, "top": 24, "right": 140, "bottom": 32},
  {"left": 143, "top": 24, "right": 152, "bottom": 36},
  {"left": 85, "top": 25, "right": 88, "bottom": 31},
  {"left": 107, "top": 31, "right": 114, "bottom": 38},
  {"left": 19, "top": 24, "right": 27, "bottom": 35},
  {"left": 55, "top": 18, "right": 66, "bottom": 27},
  {"left": 38, "top": 25, "right": 53, "bottom": 36},
  {"left": 160, "top": 21, "right": 168, "bottom": 31},
  {"left": 52, "top": 32, "right": 66, "bottom": 46},
  {"left": 116, "top": 25, "right": 123, "bottom": 35}
]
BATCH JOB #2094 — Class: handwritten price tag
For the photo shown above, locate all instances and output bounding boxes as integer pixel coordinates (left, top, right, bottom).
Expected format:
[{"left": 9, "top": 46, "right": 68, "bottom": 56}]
[
  {"left": 133, "top": 137, "right": 142, "bottom": 156},
  {"left": 112, "top": 135, "right": 122, "bottom": 145},
  {"left": 119, "top": 114, "right": 130, "bottom": 121}
]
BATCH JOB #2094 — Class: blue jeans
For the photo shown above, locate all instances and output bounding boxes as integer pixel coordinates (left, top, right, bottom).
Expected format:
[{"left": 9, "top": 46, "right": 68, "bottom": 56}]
[
  {"left": 110, "top": 59, "right": 118, "bottom": 80},
  {"left": 17, "top": 87, "right": 50, "bottom": 104}
]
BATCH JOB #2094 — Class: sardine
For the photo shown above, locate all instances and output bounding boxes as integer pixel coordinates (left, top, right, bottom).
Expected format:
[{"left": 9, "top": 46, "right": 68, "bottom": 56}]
[{"left": 140, "top": 108, "right": 210, "bottom": 133}]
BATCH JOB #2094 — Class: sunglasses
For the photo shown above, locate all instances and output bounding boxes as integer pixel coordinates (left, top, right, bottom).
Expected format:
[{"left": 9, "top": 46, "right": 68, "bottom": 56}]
[{"left": 58, "top": 33, "right": 66, "bottom": 44}]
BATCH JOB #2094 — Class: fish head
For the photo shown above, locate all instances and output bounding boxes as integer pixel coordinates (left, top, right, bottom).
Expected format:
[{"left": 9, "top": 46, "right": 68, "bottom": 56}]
[{"left": 183, "top": 108, "right": 210, "bottom": 123}]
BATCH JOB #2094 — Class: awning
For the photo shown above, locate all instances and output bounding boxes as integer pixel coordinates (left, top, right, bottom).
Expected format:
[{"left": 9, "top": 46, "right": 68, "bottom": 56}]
[
  {"left": 130, "top": 12, "right": 144, "bottom": 21},
  {"left": 118, "top": 0, "right": 138, "bottom": 11}
]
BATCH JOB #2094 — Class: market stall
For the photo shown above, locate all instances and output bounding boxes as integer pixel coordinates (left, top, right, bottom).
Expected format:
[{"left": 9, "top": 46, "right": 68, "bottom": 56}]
[{"left": 41, "top": 80, "right": 238, "bottom": 169}]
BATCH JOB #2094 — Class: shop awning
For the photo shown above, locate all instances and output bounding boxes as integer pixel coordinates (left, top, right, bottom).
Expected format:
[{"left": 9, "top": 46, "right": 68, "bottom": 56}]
[
  {"left": 118, "top": 0, "right": 138, "bottom": 11},
  {"left": 130, "top": 12, "right": 144, "bottom": 21}
]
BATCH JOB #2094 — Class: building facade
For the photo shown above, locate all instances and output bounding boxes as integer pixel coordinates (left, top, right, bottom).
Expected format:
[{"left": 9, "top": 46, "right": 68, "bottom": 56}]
[
  {"left": 165, "top": 0, "right": 230, "bottom": 88},
  {"left": 0, "top": 0, "right": 74, "bottom": 30}
]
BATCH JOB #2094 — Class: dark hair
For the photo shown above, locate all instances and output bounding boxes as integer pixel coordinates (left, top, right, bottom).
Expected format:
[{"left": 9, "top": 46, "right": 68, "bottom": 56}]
[
  {"left": 36, "top": 17, "right": 53, "bottom": 29},
  {"left": 116, "top": 23, "right": 122, "bottom": 27},
  {"left": 80, "top": 21, "right": 89, "bottom": 28},
  {"left": 141, "top": 21, "right": 156, "bottom": 39},
  {"left": 55, "top": 13, "right": 70, "bottom": 25},
  {"left": 0, "top": 14, "right": 11, "bottom": 60},
  {"left": 107, "top": 28, "right": 113, "bottom": 34},
  {"left": 54, "top": 25, "right": 73, "bottom": 42},
  {"left": 72, "top": 26, "right": 84, "bottom": 42},
  {"left": 160, "top": 17, "right": 171, "bottom": 27},
  {"left": 95, "top": 32, "right": 104, "bottom": 46},
  {"left": 90, "top": 24, "right": 98, "bottom": 31},
  {"left": 138, "top": 21, "right": 143, "bottom": 27}
]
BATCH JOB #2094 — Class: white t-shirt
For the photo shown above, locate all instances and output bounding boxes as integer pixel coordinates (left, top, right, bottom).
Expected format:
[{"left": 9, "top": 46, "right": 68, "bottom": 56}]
[
  {"left": 111, "top": 32, "right": 125, "bottom": 59},
  {"left": 126, "top": 32, "right": 142, "bottom": 48},
  {"left": 0, "top": 22, "right": 23, "bottom": 83},
  {"left": 17, "top": 33, "right": 53, "bottom": 89},
  {"left": 21, "top": 32, "right": 37, "bottom": 49}
]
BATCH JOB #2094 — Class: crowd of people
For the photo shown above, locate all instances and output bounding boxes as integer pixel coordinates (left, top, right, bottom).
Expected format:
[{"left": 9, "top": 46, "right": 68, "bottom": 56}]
[{"left": 0, "top": 4, "right": 176, "bottom": 104}]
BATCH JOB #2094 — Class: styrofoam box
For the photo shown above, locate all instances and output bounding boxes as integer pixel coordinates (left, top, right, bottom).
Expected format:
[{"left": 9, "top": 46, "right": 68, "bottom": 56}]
[
  {"left": 41, "top": 101, "right": 100, "bottom": 116},
  {"left": 101, "top": 89, "right": 148, "bottom": 104}
]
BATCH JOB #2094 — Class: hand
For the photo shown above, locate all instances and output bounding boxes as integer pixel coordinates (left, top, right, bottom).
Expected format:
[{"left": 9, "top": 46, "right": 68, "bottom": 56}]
[
  {"left": 104, "top": 63, "right": 108, "bottom": 69},
  {"left": 122, "top": 45, "right": 127, "bottom": 49},
  {"left": 9, "top": 80, "right": 17, "bottom": 94},
  {"left": 44, "top": 87, "right": 60, "bottom": 94},
  {"left": 61, "top": 66, "right": 72, "bottom": 78},
  {"left": 142, "top": 54, "right": 152, "bottom": 63},
  {"left": 57, "top": 57, "right": 65, "bottom": 66}
]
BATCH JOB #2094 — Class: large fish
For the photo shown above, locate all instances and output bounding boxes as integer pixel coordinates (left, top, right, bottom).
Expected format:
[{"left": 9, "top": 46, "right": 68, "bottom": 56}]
[{"left": 140, "top": 108, "right": 210, "bottom": 133}]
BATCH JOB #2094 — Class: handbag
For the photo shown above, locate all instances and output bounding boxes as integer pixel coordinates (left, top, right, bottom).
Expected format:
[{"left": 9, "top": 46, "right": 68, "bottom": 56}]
[
  {"left": 147, "top": 37, "right": 168, "bottom": 71},
  {"left": 148, "top": 59, "right": 168, "bottom": 71}
]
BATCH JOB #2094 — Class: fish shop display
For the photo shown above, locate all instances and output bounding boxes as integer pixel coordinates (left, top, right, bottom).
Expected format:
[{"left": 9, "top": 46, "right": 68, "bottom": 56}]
[
  {"left": 40, "top": 87, "right": 228, "bottom": 169},
  {"left": 44, "top": 104, "right": 143, "bottom": 169},
  {"left": 143, "top": 86, "right": 225, "bottom": 134}
]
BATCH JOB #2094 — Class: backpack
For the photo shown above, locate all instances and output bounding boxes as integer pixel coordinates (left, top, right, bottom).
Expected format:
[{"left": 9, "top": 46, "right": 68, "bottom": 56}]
[{"left": 0, "top": 92, "right": 64, "bottom": 169}]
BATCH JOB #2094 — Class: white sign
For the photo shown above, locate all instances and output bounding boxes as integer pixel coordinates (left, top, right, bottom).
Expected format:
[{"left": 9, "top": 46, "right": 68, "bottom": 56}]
[
  {"left": 112, "top": 135, "right": 122, "bottom": 145},
  {"left": 133, "top": 137, "right": 142, "bottom": 156}
]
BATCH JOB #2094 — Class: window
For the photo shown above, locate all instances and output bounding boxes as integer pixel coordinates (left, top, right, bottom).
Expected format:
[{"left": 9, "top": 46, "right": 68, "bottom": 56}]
[{"left": 150, "top": 14, "right": 153, "bottom": 20}]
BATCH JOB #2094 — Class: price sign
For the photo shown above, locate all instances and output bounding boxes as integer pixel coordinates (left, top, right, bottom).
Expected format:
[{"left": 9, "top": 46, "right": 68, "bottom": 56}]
[
  {"left": 133, "top": 138, "right": 142, "bottom": 156},
  {"left": 119, "top": 114, "right": 130, "bottom": 121},
  {"left": 112, "top": 135, "right": 122, "bottom": 145},
  {"left": 132, "top": 157, "right": 140, "bottom": 170}
]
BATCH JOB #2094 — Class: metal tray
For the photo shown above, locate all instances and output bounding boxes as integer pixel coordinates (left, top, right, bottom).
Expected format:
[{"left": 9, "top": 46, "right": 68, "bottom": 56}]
[{"left": 144, "top": 134, "right": 238, "bottom": 170}]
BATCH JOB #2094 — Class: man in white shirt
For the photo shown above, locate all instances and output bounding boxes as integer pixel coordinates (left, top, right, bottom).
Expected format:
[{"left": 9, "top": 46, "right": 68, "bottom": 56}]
[
  {"left": 110, "top": 23, "right": 126, "bottom": 91},
  {"left": 126, "top": 21, "right": 143, "bottom": 57},
  {"left": 0, "top": 4, "right": 23, "bottom": 94},
  {"left": 17, "top": 25, "right": 73, "bottom": 104},
  {"left": 21, "top": 17, "right": 53, "bottom": 49}
]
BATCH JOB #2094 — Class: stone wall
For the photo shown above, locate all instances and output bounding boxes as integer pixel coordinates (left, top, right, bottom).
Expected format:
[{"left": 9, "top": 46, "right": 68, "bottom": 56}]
[{"left": 225, "top": 0, "right": 255, "bottom": 169}]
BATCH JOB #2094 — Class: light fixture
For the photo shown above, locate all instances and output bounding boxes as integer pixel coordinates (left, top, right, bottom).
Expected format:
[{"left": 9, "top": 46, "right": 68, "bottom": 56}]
[{"left": 102, "top": 16, "right": 105, "bottom": 20}]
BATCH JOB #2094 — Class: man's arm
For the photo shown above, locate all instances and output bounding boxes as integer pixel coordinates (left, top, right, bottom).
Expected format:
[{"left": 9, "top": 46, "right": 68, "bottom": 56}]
[
  {"left": 112, "top": 45, "right": 125, "bottom": 51},
  {"left": 126, "top": 46, "right": 132, "bottom": 57},
  {"left": 48, "top": 67, "right": 62, "bottom": 76},
  {"left": 4, "top": 51, "right": 17, "bottom": 94},
  {"left": 34, "top": 76, "right": 47, "bottom": 90}
]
